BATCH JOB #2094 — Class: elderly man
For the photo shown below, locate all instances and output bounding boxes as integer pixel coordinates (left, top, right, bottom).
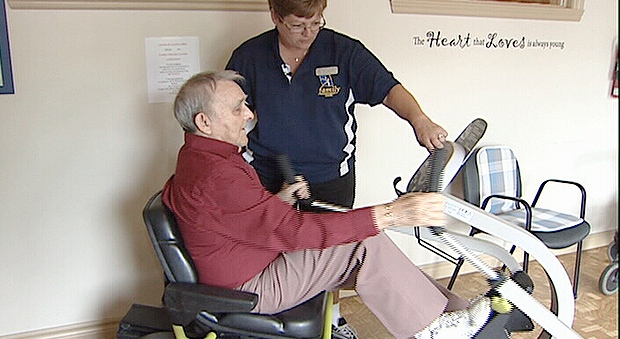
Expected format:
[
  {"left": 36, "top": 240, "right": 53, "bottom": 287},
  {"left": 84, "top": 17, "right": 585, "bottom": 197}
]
[{"left": 161, "top": 70, "right": 492, "bottom": 339}]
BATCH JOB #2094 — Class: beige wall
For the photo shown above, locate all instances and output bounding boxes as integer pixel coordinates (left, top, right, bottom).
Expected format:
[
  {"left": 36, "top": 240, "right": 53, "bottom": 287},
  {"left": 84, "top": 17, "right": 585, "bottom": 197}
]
[{"left": 0, "top": 0, "right": 617, "bottom": 336}]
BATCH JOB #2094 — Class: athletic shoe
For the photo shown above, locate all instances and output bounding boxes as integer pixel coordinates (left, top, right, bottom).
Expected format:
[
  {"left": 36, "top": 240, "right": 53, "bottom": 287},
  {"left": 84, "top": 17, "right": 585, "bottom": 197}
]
[
  {"left": 332, "top": 317, "right": 359, "bottom": 339},
  {"left": 414, "top": 296, "right": 493, "bottom": 339}
]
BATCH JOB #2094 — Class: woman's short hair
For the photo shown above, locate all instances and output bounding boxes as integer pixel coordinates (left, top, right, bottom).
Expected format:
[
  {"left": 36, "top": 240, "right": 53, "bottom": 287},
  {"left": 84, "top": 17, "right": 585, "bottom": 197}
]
[{"left": 268, "top": 0, "right": 327, "bottom": 18}]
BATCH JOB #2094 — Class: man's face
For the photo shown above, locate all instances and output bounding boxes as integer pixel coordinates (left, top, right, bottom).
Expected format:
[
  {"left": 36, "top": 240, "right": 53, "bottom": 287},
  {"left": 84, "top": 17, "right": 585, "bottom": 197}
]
[{"left": 208, "top": 80, "right": 254, "bottom": 148}]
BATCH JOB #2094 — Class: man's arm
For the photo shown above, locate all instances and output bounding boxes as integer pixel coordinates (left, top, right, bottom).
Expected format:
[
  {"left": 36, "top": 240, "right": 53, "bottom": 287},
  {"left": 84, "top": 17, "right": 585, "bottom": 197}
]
[
  {"left": 372, "top": 192, "right": 445, "bottom": 230},
  {"left": 382, "top": 84, "right": 448, "bottom": 150}
]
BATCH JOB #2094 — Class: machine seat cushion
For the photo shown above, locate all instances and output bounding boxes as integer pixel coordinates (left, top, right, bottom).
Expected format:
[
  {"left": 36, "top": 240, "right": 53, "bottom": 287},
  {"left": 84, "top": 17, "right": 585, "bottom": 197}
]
[{"left": 196, "top": 291, "right": 328, "bottom": 339}]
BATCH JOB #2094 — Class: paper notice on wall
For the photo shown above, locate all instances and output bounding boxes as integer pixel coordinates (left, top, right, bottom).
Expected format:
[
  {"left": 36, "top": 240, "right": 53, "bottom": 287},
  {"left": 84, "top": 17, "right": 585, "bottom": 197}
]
[{"left": 146, "top": 36, "right": 200, "bottom": 103}]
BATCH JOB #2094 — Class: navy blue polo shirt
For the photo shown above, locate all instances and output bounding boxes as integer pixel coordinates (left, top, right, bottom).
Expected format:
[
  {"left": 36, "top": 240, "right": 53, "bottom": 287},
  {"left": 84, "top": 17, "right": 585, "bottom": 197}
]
[{"left": 226, "top": 28, "right": 399, "bottom": 184}]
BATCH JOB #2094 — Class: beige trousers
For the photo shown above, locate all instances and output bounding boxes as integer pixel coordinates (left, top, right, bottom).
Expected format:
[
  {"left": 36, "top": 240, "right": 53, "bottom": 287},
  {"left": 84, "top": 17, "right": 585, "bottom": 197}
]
[{"left": 237, "top": 232, "right": 468, "bottom": 338}]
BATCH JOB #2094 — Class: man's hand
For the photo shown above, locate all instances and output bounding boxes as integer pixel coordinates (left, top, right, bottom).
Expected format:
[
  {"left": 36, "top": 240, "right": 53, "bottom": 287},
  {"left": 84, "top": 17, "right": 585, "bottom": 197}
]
[
  {"left": 276, "top": 176, "right": 310, "bottom": 206},
  {"left": 373, "top": 192, "right": 446, "bottom": 230}
]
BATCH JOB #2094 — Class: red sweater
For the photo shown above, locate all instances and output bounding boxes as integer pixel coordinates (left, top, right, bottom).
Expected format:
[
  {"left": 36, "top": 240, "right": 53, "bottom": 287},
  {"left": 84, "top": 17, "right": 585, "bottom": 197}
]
[{"left": 162, "top": 133, "right": 379, "bottom": 289}]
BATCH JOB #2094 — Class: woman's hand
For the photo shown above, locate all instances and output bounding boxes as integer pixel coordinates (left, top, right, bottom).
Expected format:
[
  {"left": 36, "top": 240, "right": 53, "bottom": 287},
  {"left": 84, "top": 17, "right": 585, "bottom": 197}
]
[{"left": 413, "top": 118, "right": 448, "bottom": 151}]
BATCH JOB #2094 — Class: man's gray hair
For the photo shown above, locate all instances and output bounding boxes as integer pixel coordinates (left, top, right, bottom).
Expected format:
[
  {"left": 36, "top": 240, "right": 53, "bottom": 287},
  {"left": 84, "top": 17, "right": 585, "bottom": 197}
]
[{"left": 173, "top": 70, "right": 244, "bottom": 133}]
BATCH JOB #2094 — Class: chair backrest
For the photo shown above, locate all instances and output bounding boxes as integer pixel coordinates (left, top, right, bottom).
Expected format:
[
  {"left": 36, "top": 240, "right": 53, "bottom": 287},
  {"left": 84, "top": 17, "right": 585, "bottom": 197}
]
[
  {"left": 463, "top": 145, "right": 522, "bottom": 214},
  {"left": 143, "top": 190, "right": 198, "bottom": 283}
]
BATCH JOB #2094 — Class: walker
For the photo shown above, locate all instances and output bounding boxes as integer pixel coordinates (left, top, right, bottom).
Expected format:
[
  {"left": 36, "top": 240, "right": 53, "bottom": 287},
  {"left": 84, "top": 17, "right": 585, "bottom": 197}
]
[{"left": 599, "top": 231, "right": 618, "bottom": 295}]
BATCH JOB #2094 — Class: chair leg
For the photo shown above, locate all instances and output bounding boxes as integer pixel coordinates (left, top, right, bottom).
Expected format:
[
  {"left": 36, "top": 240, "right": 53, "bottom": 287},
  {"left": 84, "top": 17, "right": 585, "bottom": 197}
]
[
  {"left": 448, "top": 228, "right": 482, "bottom": 290},
  {"left": 522, "top": 250, "right": 529, "bottom": 273},
  {"left": 448, "top": 258, "right": 466, "bottom": 290},
  {"left": 572, "top": 241, "right": 584, "bottom": 299},
  {"left": 519, "top": 241, "right": 582, "bottom": 299},
  {"left": 510, "top": 244, "right": 529, "bottom": 273},
  {"left": 502, "top": 245, "right": 519, "bottom": 273}
]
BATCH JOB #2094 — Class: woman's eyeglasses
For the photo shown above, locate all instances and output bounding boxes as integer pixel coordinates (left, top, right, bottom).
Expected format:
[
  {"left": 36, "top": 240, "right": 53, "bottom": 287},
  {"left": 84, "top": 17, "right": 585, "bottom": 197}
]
[{"left": 280, "top": 15, "right": 326, "bottom": 34}]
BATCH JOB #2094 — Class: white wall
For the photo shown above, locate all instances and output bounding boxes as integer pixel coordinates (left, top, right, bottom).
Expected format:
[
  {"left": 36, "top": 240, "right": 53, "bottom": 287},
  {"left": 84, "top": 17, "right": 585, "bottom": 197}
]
[{"left": 0, "top": 0, "right": 617, "bottom": 336}]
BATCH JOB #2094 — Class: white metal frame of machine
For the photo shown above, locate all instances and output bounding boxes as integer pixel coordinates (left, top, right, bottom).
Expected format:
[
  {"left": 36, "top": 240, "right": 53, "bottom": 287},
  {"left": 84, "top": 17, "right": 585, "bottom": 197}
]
[{"left": 439, "top": 194, "right": 580, "bottom": 338}]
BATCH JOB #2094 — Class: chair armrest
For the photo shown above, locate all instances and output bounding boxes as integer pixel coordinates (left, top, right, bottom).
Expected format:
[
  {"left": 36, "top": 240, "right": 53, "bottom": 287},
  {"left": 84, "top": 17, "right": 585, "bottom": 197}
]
[
  {"left": 531, "top": 179, "right": 587, "bottom": 218},
  {"left": 482, "top": 194, "right": 533, "bottom": 231},
  {"left": 164, "top": 282, "right": 258, "bottom": 326}
]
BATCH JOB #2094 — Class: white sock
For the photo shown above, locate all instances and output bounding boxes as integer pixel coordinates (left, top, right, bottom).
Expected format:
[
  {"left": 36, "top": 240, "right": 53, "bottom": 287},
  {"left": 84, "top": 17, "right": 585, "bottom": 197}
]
[{"left": 332, "top": 303, "right": 341, "bottom": 325}]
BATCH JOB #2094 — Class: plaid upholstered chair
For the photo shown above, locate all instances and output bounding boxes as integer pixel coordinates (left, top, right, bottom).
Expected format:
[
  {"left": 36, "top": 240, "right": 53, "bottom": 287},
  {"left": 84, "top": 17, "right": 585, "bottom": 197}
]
[{"left": 447, "top": 146, "right": 590, "bottom": 298}]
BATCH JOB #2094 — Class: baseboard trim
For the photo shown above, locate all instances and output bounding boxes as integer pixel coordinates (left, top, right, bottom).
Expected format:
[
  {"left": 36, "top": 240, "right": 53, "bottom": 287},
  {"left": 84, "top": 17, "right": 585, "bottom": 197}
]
[
  {"left": 3, "top": 230, "right": 615, "bottom": 338},
  {"left": 0, "top": 319, "right": 119, "bottom": 339}
]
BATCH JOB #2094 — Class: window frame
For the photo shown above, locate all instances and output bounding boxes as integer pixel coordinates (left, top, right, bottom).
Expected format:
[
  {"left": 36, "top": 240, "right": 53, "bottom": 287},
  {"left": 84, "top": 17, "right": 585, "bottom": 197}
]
[
  {"left": 6, "top": 0, "right": 584, "bottom": 21},
  {"left": 389, "top": 0, "right": 585, "bottom": 21},
  {"left": 1, "top": 0, "right": 14, "bottom": 95},
  {"left": 7, "top": 0, "right": 268, "bottom": 11}
]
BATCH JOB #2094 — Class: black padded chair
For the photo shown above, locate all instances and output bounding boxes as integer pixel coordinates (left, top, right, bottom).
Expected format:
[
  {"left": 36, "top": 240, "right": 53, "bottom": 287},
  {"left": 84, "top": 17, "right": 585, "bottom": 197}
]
[
  {"left": 447, "top": 146, "right": 591, "bottom": 298},
  {"left": 143, "top": 190, "right": 331, "bottom": 339}
]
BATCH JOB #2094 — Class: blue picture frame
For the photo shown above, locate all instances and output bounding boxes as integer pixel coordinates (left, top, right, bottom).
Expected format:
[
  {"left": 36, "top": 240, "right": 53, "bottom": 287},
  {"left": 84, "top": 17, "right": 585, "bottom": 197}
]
[{"left": 1, "top": 0, "right": 14, "bottom": 94}]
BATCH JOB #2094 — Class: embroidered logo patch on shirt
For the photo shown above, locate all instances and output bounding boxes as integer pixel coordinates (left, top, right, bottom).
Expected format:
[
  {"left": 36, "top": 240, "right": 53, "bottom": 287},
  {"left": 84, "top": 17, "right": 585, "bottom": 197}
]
[{"left": 316, "top": 66, "right": 341, "bottom": 98}]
